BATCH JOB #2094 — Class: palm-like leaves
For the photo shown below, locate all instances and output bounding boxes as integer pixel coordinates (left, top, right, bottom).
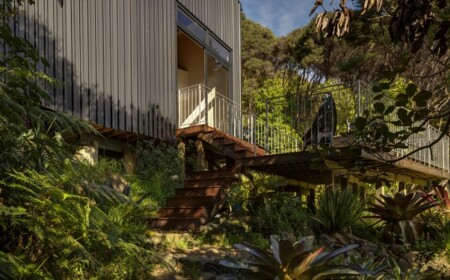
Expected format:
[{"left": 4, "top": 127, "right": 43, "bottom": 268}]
[
  {"left": 368, "top": 192, "right": 437, "bottom": 222},
  {"left": 368, "top": 192, "right": 437, "bottom": 244},
  {"left": 431, "top": 185, "right": 450, "bottom": 210},
  {"left": 219, "top": 235, "right": 374, "bottom": 280}
]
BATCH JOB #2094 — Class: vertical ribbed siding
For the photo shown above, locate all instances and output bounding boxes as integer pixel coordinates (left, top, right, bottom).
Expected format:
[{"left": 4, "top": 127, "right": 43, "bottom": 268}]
[
  {"left": 178, "top": 0, "right": 241, "bottom": 106},
  {"left": 14, "top": 0, "right": 177, "bottom": 140}
]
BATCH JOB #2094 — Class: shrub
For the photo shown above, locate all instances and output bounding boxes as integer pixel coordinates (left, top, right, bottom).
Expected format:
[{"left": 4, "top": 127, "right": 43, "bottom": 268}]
[
  {"left": 130, "top": 141, "right": 183, "bottom": 207},
  {"left": 314, "top": 188, "right": 366, "bottom": 234},
  {"left": 438, "top": 221, "right": 450, "bottom": 257},
  {"left": 227, "top": 171, "right": 287, "bottom": 215},
  {"left": 255, "top": 192, "right": 313, "bottom": 238}
]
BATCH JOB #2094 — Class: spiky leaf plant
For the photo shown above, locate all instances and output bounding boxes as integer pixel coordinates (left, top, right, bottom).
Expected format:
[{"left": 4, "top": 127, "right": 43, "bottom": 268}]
[
  {"left": 368, "top": 192, "right": 437, "bottom": 244},
  {"left": 314, "top": 188, "right": 366, "bottom": 233},
  {"left": 431, "top": 185, "right": 450, "bottom": 211},
  {"left": 219, "top": 235, "right": 374, "bottom": 280}
]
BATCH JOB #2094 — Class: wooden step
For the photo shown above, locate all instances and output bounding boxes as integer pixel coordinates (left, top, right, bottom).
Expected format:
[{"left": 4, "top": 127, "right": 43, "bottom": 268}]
[
  {"left": 223, "top": 142, "right": 248, "bottom": 152},
  {"left": 165, "top": 196, "right": 216, "bottom": 207},
  {"left": 175, "top": 187, "right": 223, "bottom": 197},
  {"left": 149, "top": 217, "right": 203, "bottom": 231},
  {"left": 191, "top": 169, "right": 237, "bottom": 179},
  {"left": 184, "top": 178, "right": 234, "bottom": 188},
  {"left": 157, "top": 206, "right": 208, "bottom": 218}
]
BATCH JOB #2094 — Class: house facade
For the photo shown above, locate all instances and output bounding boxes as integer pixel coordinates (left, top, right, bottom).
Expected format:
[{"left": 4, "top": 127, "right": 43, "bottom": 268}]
[{"left": 15, "top": 0, "right": 241, "bottom": 141}]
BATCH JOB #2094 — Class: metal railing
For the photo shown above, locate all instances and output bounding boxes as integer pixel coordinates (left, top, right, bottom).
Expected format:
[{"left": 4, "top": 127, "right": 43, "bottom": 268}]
[
  {"left": 393, "top": 124, "right": 450, "bottom": 172},
  {"left": 178, "top": 82, "right": 450, "bottom": 172},
  {"left": 178, "top": 84, "right": 242, "bottom": 137},
  {"left": 241, "top": 114, "right": 300, "bottom": 154}
]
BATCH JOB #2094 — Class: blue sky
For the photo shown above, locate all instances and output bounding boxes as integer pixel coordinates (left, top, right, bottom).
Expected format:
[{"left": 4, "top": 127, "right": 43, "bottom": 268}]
[{"left": 240, "top": 0, "right": 356, "bottom": 37}]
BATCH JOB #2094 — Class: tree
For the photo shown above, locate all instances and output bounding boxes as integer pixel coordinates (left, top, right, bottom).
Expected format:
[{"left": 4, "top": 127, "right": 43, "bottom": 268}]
[
  {"left": 241, "top": 13, "right": 277, "bottom": 112},
  {"left": 309, "top": 0, "right": 450, "bottom": 160}
]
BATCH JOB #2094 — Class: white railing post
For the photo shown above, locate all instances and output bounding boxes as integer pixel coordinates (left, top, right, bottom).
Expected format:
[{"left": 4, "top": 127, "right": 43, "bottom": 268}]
[{"left": 178, "top": 89, "right": 181, "bottom": 127}]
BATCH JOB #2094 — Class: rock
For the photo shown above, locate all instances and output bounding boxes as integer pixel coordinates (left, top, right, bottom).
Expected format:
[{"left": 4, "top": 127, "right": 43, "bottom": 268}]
[
  {"left": 319, "top": 234, "right": 336, "bottom": 246},
  {"left": 333, "top": 233, "right": 350, "bottom": 245},
  {"left": 398, "top": 257, "right": 412, "bottom": 272},
  {"left": 404, "top": 251, "right": 415, "bottom": 265},
  {"left": 390, "top": 244, "right": 407, "bottom": 257}
]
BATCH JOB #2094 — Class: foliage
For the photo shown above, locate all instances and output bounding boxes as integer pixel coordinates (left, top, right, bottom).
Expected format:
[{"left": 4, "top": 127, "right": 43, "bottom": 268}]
[
  {"left": 314, "top": 0, "right": 450, "bottom": 57},
  {"left": 130, "top": 140, "right": 183, "bottom": 207},
  {"left": 314, "top": 188, "right": 366, "bottom": 234},
  {"left": 437, "top": 220, "right": 450, "bottom": 257},
  {"left": 252, "top": 78, "right": 302, "bottom": 153},
  {"left": 386, "top": 255, "right": 438, "bottom": 280},
  {"left": 255, "top": 193, "right": 314, "bottom": 239},
  {"left": 240, "top": 13, "right": 276, "bottom": 112},
  {"left": 0, "top": 1, "right": 171, "bottom": 278},
  {"left": 347, "top": 78, "right": 439, "bottom": 158},
  {"left": 0, "top": 159, "right": 168, "bottom": 279},
  {"left": 218, "top": 234, "right": 374, "bottom": 280},
  {"left": 227, "top": 171, "right": 286, "bottom": 215},
  {"left": 431, "top": 184, "right": 450, "bottom": 211},
  {"left": 307, "top": 1, "right": 450, "bottom": 158},
  {"left": 367, "top": 192, "right": 437, "bottom": 244}
]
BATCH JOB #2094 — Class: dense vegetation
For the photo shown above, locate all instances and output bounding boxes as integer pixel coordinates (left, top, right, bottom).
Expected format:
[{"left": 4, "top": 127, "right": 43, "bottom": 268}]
[
  {"left": 0, "top": 1, "right": 184, "bottom": 278},
  {"left": 2, "top": 0, "right": 450, "bottom": 279}
]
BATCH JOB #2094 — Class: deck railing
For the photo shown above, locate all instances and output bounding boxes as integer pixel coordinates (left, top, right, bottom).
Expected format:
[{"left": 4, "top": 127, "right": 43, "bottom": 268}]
[
  {"left": 178, "top": 83, "right": 450, "bottom": 172},
  {"left": 392, "top": 124, "right": 450, "bottom": 172},
  {"left": 178, "top": 84, "right": 242, "bottom": 137}
]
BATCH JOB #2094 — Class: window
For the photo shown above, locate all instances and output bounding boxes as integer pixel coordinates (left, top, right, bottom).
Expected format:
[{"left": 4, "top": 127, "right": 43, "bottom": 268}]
[
  {"left": 177, "top": 9, "right": 206, "bottom": 43},
  {"left": 177, "top": 6, "right": 231, "bottom": 66}
]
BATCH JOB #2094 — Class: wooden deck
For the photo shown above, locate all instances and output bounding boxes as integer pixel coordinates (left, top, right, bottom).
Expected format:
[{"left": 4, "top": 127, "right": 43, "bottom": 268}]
[
  {"left": 238, "top": 147, "right": 450, "bottom": 186},
  {"left": 178, "top": 125, "right": 449, "bottom": 186}
]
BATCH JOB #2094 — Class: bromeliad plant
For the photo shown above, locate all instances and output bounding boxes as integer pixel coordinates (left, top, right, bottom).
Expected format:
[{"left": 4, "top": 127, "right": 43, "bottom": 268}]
[
  {"left": 368, "top": 192, "right": 437, "bottom": 244},
  {"left": 431, "top": 185, "right": 450, "bottom": 211},
  {"left": 219, "top": 235, "right": 374, "bottom": 280}
]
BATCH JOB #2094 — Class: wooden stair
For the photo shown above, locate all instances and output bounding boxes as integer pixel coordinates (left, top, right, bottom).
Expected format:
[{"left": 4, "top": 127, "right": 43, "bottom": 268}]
[
  {"left": 150, "top": 126, "right": 265, "bottom": 231},
  {"left": 149, "top": 169, "right": 238, "bottom": 231},
  {"left": 198, "top": 131, "right": 266, "bottom": 160}
]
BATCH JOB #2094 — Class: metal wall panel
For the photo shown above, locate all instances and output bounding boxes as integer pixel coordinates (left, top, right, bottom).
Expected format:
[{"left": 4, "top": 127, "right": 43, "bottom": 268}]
[{"left": 12, "top": 0, "right": 238, "bottom": 140}]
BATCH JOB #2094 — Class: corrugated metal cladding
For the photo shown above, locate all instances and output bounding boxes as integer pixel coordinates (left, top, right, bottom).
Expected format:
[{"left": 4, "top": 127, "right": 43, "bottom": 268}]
[
  {"left": 14, "top": 0, "right": 241, "bottom": 140},
  {"left": 178, "top": 0, "right": 242, "bottom": 105}
]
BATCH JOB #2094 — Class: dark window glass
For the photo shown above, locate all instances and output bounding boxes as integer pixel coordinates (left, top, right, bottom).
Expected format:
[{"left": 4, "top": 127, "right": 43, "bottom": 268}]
[
  {"left": 207, "top": 36, "right": 230, "bottom": 63},
  {"left": 177, "top": 10, "right": 205, "bottom": 42}
]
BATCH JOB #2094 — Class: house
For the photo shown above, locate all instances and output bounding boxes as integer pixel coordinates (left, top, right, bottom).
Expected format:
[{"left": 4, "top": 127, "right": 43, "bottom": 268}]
[
  {"left": 14, "top": 0, "right": 242, "bottom": 161},
  {"left": 12, "top": 1, "right": 450, "bottom": 230}
]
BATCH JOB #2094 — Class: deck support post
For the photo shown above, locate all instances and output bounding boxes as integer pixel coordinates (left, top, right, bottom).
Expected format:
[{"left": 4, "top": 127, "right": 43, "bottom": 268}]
[
  {"left": 376, "top": 179, "right": 384, "bottom": 201},
  {"left": 307, "top": 189, "right": 316, "bottom": 214},
  {"left": 195, "top": 139, "right": 206, "bottom": 171},
  {"left": 351, "top": 182, "right": 358, "bottom": 194},
  {"left": 123, "top": 145, "right": 136, "bottom": 173},
  {"left": 340, "top": 177, "right": 348, "bottom": 191},
  {"left": 178, "top": 140, "right": 186, "bottom": 178},
  {"left": 399, "top": 181, "right": 406, "bottom": 194}
]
